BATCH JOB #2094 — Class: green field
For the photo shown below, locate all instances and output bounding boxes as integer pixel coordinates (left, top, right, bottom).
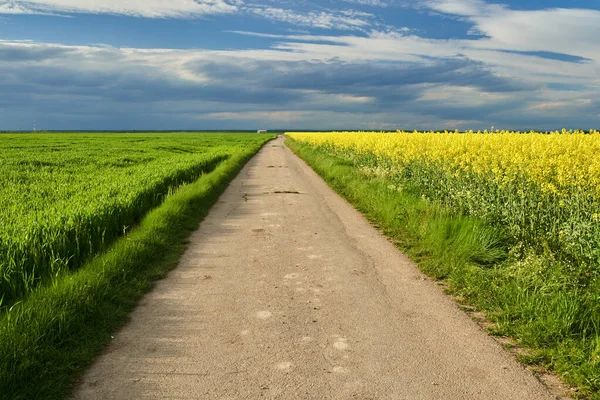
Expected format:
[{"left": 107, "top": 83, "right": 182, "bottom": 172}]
[
  {"left": 0, "top": 133, "right": 267, "bottom": 308},
  {"left": 0, "top": 132, "right": 273, "bottom": 399}
]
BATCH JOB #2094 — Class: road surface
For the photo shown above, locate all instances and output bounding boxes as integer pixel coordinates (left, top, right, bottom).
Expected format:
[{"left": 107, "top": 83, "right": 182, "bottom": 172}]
[{"left": 73, "top": 137, "right": 555, "bottom": 399}]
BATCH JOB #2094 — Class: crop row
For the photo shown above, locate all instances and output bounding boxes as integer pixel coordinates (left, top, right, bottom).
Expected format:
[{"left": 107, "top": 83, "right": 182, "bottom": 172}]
[{"left": 0, "top": 133, "right": 265, "bottom": 307}]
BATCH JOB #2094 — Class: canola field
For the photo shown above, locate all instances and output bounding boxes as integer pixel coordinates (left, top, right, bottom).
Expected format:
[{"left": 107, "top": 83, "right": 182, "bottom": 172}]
[
  {"left": 288, "top": 130, "right": 600, "bottom": 274},
  {"left": 0, "top": 132, "right": 268, "bottom": 308},
  {"left": 287, "top": 130, "right": 600, "bottom": 395}
]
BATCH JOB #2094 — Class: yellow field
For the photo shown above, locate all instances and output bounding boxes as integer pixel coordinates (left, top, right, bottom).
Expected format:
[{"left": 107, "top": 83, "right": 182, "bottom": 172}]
[
  {"left": 288, "top": 130, "right": 600, "bottom": 197},
  {"left": 286, "top": 130, "right": 600, "bottom": 397},
  {"left": 287, "top": 130, "right": 600, "bottom": 267}
]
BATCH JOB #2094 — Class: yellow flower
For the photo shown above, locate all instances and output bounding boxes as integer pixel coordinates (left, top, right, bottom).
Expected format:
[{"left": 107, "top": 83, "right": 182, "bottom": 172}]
[{"left": 287, "top": 130, "right": 600, "bottom": 199}]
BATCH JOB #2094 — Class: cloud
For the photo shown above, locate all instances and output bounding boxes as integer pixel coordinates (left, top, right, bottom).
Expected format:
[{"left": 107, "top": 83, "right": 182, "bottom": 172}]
[
  {"left": 245, "top": 6, "right": 373, "bottom": 30},
  {"left": 426, "top": 0, "right": 504, "bottom": 17},
  {"left": 478, "top": 8, "right": 600, "bottom": 61},
  {"left": 0, "top": 0, "right": 238, "bottom": 18},
  {"left": 417, "top": 84, "right": 512, "bottom": 107},
  {"left": 3, "top": 38, "right": 594, "bottom": 131},
  {"left": 203, "top": 110, "right": 309, "bottom": 122},
  {"left": 219, "top": 29, "right": 597, "bottom": 91},
  {"left": 426, "top": 0, "right": 600, "bottom": 62},
  {"left": 0, "top": 0, "right": 381, "bottom": 31},
  {"left": 1, "top": 0, "right": 599, "bottom": 130},
  {"left": 343, "top": 0, "right": 389, "bottom": 7},
  {"left": 0, "top": 0, "right": 402, "bottom": 35},
  {"left": 0, "top": 42, "right": 75, "bottom": 60}
]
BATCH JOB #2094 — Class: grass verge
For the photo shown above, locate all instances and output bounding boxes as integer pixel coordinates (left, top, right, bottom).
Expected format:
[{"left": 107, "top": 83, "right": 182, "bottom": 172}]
[
  {"left": 287, "top": 137, "right": 598, "bottom": 399},
  {"left": 0, "top": 136, "right": 273, "bottom": 400}
]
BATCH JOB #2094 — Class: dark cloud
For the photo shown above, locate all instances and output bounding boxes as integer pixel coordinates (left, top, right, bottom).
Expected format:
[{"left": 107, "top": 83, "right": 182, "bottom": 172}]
[
  {"left": 495, "top": 50, "right": 592, "bottom": 64},
  {"left": 0, "top": 45, "right": 75, "bottom": 62},
  {"left": 274, "top": 58, "right": 531, "bottom": 93},
  {"left": 0, "top": 41, "right": 596, "bottom": 131},
  {"left": 184, "top": 56, "right": 533, "bottom": 113}
]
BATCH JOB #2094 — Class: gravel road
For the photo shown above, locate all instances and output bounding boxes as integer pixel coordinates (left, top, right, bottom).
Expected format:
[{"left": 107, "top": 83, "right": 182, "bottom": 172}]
[{"left": 73, "top": 136, "right": 555, "bottom": 399}]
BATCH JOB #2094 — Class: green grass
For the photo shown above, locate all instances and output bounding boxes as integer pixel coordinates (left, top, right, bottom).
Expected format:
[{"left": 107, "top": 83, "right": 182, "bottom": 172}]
[
  {"left": 0, "top": 133, "right": 274, "bottom": 400},
  {"left": 287, "top": 137, "right": 600, "bottom": 399},
  {"left": 0, "top": 133, "right": 266, "bottom": 308}
]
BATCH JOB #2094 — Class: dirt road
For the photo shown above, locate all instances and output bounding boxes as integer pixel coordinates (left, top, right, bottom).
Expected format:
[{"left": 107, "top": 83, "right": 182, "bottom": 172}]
[{"left": 73, "top": 137, "right": 555, "bottom": 399}]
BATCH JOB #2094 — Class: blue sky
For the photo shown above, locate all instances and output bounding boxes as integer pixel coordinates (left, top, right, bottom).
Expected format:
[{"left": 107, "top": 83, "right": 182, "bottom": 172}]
[{"left": 0, "top": 0, "right": 599, "bottom": 130}]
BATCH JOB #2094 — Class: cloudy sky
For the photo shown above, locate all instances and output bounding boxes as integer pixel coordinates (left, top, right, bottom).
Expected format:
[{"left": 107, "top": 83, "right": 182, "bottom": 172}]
[{"left": 0, "top": 0, "right": 598, "bottom": 130}]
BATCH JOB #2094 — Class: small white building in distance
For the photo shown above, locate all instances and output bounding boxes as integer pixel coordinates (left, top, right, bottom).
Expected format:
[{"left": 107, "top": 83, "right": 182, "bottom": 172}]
[{"left": 257, "top": 130, "right": 267, "bottom": 134}]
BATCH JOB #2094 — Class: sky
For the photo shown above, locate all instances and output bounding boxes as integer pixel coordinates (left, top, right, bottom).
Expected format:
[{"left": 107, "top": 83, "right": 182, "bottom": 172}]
[{"left": 0, "top": 0, "right": 599, "bottom": 131}]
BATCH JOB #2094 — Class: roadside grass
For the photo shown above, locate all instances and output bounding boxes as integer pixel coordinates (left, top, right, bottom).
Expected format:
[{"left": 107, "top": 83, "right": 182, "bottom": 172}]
[
  {"left": 287, "top": 137, "right": 599, "bottom": 399},
  {"left": 0, "top": 136, "right": 273, "bottom": 400}
]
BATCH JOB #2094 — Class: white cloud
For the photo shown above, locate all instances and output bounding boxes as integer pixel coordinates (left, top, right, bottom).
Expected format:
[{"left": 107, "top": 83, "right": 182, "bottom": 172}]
[
  {"left": 0, "top": 0, "right": 238, "bottom": 18},
  {"left": 426, "top": 0, "right": 504, "bottom": 16},
  {"left": 298, "top": 90, "right": 375, "bottom": 104},
  {"left": 246, "top": 6, "right": 372, "bottom": 30},
  {"left": 418, "top": 84, "right": 511, "bottom": 106},
  {"left": 426, "top": 0, "right": 600, "bottom": 62},
  {"left": 474, "top": 8, "right": 600, "bottom": 61},
  {"left": 0, "top": 2, "right": 37, "bottom": 14},
  {"left": 221, "top": 29, "right": 593, "bottom": 86},
  {"left": 0, "top": 1, "right": 397, "bottom": 33},
  {"left": 343, "top": 0, "right": 388, "bottom": 7},
  {"left": 222, "top": 1, "right": 600, "bottom": 90},
  {"left": 203, "top": 110, "right": 308, "bottom": 121}
]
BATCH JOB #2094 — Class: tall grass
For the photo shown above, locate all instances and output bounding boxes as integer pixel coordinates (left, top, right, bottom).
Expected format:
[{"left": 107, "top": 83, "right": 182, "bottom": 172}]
[
  {"left": 0, "top": 133, "right": 273, "bottom": 400},
  {"left": 0, "top": 133, "right": 265, "bottom": 308}
]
